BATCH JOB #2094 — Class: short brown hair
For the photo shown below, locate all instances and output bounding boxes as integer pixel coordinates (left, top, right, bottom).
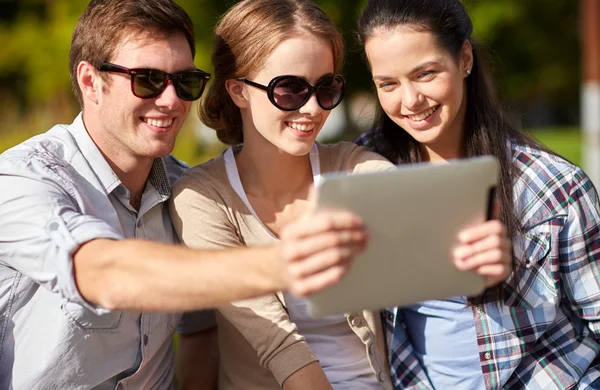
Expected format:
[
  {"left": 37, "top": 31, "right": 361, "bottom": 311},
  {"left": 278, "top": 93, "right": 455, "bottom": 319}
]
[
  {"left": 69, "top": 0, "right": 195, "bottom": 108},
  {"left": 200, "top": 0, "right": 345, "bottom": 145}
]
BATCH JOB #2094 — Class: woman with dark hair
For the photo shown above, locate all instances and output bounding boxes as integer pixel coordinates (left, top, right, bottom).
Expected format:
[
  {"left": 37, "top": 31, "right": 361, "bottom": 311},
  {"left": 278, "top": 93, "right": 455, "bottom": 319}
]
[{"left": 355, "top": 0, "right": 600, "bottom": 389}]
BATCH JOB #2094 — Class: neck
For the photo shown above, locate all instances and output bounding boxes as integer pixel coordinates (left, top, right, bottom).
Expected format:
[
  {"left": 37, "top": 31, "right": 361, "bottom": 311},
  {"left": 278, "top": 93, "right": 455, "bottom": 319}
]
[
  {"left": 236, "top": 140, "right": 314, "bottom": 199},
  {"left": 107, "top": 155, "right": 153, "bottom": 200},
  {"left": 82, "top": 112, "right": 153, "bottom": 198},
  {"left": 420, "top": 143, "right": 460, "bottom": 163}
]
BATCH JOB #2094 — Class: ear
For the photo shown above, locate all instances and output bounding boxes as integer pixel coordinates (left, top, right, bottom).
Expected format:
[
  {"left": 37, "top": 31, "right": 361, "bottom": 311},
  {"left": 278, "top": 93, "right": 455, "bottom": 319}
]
[
  {"left": 77, "top": 61, "right": 103, "bottom": 105},
  {"left": 225, "top": 79, "right": 249, "bottom": 109},
  {"left": 460, "top": 40, "right": 474, "bottom": 78}
]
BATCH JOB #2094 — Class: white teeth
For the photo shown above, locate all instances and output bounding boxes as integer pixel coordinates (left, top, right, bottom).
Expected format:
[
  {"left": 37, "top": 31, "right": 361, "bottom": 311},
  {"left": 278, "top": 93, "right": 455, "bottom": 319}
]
[
  {"left": 144, "top": 118, "right": 173, "bottom": 128},
  {"left": 407, "top": 106, "right": 438, "bottom": 121},
  {"left": 288, "top": 122, "right": 316, "bottom": 132}
]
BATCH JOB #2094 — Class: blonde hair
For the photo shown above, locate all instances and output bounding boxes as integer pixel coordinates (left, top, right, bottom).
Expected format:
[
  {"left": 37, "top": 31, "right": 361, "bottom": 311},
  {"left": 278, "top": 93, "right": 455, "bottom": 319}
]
[{"left": 200, "top": 0, "right": 344, "bottom": 145}]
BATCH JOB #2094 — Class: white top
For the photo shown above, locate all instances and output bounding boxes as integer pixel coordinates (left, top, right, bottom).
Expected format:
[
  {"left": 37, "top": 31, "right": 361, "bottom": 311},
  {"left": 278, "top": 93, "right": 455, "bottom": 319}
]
[{"left": 224, "top": 144, "right": 380, "bottom": 389}]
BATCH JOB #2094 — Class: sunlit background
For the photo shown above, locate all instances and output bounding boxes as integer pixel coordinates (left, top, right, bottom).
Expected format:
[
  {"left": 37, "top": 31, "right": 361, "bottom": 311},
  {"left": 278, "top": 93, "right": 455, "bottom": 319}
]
[{"left": 0, "top": 0, "right": 582, "bottom": 166}]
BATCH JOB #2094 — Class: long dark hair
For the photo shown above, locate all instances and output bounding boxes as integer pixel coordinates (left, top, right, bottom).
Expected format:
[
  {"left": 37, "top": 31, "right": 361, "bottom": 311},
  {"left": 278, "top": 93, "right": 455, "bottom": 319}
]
[{"left": 358, "top": 0, "right": 552, "bottom": 302}]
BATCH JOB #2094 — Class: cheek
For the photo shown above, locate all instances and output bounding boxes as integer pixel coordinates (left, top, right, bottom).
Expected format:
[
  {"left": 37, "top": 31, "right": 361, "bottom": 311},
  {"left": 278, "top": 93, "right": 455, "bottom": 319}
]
[
  {"left": 431, "top": 77, "right": 461, "bottom": 106},
  {"left": 249, "top": 101, "right": 284, "bottom": 130},
  {"left": 439, "top": 84, "right": 464, "bottom": 119},
  {"left": 377, "top": 91, "right": 400, "bottom": 117},
  {"left": 250, "top": 93, "right": 280, "bottom": 118},
  {"left": 248, "top": 89, "right": 271, "bottom": 107},
  {"left": 182, "top": 101, "right": 193, "bottom": 116}
]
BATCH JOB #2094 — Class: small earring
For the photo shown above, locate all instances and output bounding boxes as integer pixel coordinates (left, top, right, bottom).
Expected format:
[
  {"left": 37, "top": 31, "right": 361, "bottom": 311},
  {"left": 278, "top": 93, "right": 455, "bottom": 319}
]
[{"left": 466, "top": 69, "right": 471, "bottom": 75}]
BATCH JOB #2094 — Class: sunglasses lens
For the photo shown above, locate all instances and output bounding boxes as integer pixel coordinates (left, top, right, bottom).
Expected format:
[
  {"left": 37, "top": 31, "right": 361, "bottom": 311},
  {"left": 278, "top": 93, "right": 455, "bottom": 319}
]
[
  {"left": 133, "top": 70, "right": 167, "bottom": 98},
  {"left": 268, "top": 75, "right": 344, "bottom": 110},
  {"left": 272, "top": 77, "right": 310, "bottom": 110},
  {"left": 316, "top": 75, "right": 344, "bottom": 110},
  {"left": 175, "top": 72, "right": 205, "bottom": 101}
]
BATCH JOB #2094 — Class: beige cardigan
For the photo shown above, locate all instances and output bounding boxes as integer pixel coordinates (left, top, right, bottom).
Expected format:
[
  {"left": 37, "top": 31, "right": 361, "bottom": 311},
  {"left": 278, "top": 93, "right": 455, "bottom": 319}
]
[{"left": 170, "top": 142, "right": 395, "bottom": 390}]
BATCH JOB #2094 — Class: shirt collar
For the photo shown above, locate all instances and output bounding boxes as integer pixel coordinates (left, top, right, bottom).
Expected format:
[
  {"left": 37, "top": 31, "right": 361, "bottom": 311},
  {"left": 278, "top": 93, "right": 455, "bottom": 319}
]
[{"left": 148, "top": 158, "right": 171, "bottom": 199}]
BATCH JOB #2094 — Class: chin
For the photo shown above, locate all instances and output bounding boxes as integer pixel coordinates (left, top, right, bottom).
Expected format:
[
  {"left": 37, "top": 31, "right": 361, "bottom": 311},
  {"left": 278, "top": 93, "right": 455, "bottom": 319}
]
[
  {"left": 405, "top": 127, "right": 441, "bottom": 144},
  {"left": 147, "top": 143, "right": 176, "bottom": 159},
  {"left": 282, "top": 143, "right": 313, "bottom": 157}
]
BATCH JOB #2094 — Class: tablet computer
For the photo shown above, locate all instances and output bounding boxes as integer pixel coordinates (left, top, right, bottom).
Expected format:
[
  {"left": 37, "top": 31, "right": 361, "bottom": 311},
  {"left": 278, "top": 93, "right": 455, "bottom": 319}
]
[{"left": 307, "top": 156, "right": 499, "bottom": 317}]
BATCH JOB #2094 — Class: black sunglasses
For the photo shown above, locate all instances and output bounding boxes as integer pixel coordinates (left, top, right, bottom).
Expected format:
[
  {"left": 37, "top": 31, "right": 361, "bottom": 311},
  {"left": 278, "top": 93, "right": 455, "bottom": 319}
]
[
  {"left": 97, "top": 62, "right": 211, "bottom": 101},
  {"left": 239, "top": 74, "right": 345, "bottom": 111}
]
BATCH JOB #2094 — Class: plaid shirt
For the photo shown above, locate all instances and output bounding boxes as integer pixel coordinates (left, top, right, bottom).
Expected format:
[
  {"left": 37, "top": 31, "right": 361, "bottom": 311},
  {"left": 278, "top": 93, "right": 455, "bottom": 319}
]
[{"left": 355, "top": 128, "right": 600, "bottom": 389}]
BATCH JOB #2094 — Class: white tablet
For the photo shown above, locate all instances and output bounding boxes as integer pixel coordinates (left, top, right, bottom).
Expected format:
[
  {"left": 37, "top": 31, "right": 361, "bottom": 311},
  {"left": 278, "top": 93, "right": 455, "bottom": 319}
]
[{"left": 307, "top": 156, "right": 499, "bottom": 317}]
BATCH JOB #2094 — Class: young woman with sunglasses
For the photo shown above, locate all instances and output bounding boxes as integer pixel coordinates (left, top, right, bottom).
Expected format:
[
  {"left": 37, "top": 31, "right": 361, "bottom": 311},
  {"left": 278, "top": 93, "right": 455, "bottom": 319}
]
[
  {"left": 354, "top": 0, "right": 600, "bottom": 389},
  {"left": 169, "top": 0, "right": 511, "bottom": 388}
]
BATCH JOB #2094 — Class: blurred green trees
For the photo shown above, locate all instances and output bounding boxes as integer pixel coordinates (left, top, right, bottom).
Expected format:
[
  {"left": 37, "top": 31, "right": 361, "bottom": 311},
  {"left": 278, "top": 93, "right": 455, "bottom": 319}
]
[{"left": 0, "top": 0, "right": 582, "bottom": 163}]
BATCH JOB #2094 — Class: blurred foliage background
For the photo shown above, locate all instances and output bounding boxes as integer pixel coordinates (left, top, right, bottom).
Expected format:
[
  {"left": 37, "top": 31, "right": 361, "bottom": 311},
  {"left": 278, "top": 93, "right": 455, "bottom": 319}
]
[{"left": 0, "top": 0, "right": 582, "bottom": 165}]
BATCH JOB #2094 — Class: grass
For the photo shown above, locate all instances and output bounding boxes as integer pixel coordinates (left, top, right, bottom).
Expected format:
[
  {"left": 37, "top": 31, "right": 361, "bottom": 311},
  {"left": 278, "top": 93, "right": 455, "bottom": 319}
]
[{"left": 526, "top": 127, "right": 581, "bottom": 166}]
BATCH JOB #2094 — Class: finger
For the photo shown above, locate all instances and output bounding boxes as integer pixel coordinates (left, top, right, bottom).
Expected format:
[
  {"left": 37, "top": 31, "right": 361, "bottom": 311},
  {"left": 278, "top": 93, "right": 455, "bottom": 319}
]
[
  {"left": 454, "top": 248, "right": 506, "bottom": 271},
  {"left": 280, "top": 210, "right": 364, "bottom": 240},
  {"left": 289, "top": 264, "right": 349, "bottom": 296},
  {"left": 454, "top": 235, "right": 511, "bottom": 261},
  {"left": 478, "top": 264, "right": 512, "bottom": 287},
  {"left": 287, "top": 244, "right": 364, "bottom": 278},
  {"left": 476, "top": 263, "right": 510, "bottom": 279},
  {"left": 281, "top": 229, "right": 368, "bottom": 263},
  {"left": 458, "top": 220, "right": 506, "bottom": 244}
]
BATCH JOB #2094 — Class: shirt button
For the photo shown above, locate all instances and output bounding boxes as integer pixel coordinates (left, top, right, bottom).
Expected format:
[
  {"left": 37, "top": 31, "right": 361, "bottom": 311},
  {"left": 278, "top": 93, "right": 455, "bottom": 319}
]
[
  {"left": 378, "top": 372, "right": 387, "bottom": 382},
  {"left": 476, "top": 306, "right": 483, "bottom": 314},
  {"left": 368, "top": 344, "right": 375, "bottom": 355},
  {"left": 143, "top": 334, "right": 149, "bottom": 346},
  {"left": 484, "top": 351, "right": 492, "bottom": 360},
  {"left": 387, "top": 312, "right": 394, "bottom": 321},
  {"left": 49, "top": 222, "right": 59, "bottom": 231},
  {"left": 351, "top": 316, "right": 363, "bottom": 327}
]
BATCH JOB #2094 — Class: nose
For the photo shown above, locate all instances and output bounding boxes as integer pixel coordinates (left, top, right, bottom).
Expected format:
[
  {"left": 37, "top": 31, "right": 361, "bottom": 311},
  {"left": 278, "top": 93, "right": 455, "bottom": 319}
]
[
  {"left": 401, "top": 82, "right": 424, "bottom": 111},
  {"left": 154, "top": 81, "right": 184, "bottom": 109},
  {"left": 298, "top": 92, "right": 322, "bottom": 116}
]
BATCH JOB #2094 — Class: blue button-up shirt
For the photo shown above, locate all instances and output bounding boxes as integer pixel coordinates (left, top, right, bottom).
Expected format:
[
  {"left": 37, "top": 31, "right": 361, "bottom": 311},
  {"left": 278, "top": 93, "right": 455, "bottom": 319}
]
[{"left": 0, "top": 114, "right": 211, "bottom": 389}]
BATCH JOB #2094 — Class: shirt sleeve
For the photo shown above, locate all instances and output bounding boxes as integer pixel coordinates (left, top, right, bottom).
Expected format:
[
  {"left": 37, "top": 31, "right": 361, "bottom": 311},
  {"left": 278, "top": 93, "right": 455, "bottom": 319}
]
[
  {"left": 578, "top": 360, "right": 600, "bottom": 389},
  {"left": 353, "top": 129, "right": 377, "bottom": 149},
  {"left": 560, "top": 167, "right": 600, "bottom": 337},
  {"left": 0, "top": 156, "right": 123, "bottom": 314},
  {"left": 169, "top": 173, "right": 318, "bottom": 384}
]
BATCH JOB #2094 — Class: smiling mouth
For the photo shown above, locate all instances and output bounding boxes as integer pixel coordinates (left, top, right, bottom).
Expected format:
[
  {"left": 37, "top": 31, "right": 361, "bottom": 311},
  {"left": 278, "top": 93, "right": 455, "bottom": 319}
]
[
  {"left": 143, "top": 117, "right": 174, "bottom": 128},
  {"left": 406, "top": 105, "right": 439, "bottom": 121},
  {"left": 286, "top": 122, "right": 316, "bottom": 132}
]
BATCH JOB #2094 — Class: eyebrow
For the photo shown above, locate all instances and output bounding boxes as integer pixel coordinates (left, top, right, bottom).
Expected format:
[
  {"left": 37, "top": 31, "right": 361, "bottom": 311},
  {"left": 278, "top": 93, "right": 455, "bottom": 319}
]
[
  {"left": 373, "top": 61, "right": 441, "bottom": 81},
  {"left": 178, "top": 66, "right": 199, "bottom": 72},
  {"left": 317, "top": 73, "right": 335, "bottom": 83}
]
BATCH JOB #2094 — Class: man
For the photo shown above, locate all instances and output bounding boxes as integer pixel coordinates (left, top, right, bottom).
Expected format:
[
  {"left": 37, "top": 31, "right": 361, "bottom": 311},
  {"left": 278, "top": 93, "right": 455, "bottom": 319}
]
[{"left": 0, "top": 1, "right": 367, "bottom": 388}]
